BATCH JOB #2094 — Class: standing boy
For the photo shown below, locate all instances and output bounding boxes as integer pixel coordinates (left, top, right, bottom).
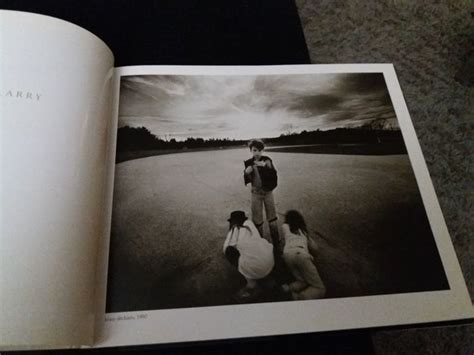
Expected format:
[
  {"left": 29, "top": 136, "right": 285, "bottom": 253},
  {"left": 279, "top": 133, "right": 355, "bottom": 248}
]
[{"left": 243, "top": 139, "right": 281, "bottom": 256}]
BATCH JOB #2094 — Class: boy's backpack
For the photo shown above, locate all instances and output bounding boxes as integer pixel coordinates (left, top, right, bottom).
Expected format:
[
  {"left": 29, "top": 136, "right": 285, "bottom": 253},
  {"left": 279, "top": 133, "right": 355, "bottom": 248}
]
[{"left": 260, "top": 157, "right": 278, "bottom": 191}]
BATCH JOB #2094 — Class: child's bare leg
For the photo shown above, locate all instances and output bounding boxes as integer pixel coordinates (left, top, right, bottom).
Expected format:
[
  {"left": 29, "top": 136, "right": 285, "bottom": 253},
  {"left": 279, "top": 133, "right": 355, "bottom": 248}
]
[
  {"left": 292, "top": 286, "right": 326, "bottom": 300},
  {"left": 297, "top": 286, "right": 326, "bottom": 300},
  {"left": 288, "top": 280, "right": 308, "bottom": 293},
  {"left": 288, "top": 284, "right": 325, "bottom": 300},
  {"left": 288, "top": 256, "right": 326, "bottom": 300},
  {"left": 299, "top": 256, "right": 326, "bottom": 296}
]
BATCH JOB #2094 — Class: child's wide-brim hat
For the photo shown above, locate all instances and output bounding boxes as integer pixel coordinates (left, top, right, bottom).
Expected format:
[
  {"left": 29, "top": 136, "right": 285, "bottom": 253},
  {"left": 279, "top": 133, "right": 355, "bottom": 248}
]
[{"left": 227, "top": 210, "right": 248, "bottom": 225}]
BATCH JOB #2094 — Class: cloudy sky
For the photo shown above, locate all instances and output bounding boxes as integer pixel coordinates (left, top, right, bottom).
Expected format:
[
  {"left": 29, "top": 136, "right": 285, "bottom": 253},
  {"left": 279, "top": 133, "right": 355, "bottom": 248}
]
[{"left": 118, "top": 73, "right": 398, "bottom": 141}]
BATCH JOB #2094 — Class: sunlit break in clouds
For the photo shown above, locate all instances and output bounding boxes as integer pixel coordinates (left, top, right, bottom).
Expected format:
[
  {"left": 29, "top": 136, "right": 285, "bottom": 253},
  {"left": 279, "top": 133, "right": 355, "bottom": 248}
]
[{"left": 118, "top": 73, "right": 398, "bottom": 141}]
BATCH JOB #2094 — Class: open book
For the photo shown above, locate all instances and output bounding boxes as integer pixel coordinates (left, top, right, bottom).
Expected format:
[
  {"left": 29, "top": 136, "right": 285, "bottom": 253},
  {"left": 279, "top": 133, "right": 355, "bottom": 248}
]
[{"left": 1, "top": 10, "right": 472, "bottom": 350}]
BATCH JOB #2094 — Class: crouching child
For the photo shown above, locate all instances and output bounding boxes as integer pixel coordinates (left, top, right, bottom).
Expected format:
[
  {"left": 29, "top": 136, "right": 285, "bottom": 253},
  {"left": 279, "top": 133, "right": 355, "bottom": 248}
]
[
  {"left": 281, "top": 210, "right": 326, "bottom": 300},
  {"left": 223, "top": 210, "right": 274, "bottom": 300}
]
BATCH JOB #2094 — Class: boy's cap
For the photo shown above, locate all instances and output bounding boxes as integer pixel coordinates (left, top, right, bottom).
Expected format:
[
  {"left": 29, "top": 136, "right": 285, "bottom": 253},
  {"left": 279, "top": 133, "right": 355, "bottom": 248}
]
[{"left": 227, "top": 210, "right": 248, "bottom": 224}]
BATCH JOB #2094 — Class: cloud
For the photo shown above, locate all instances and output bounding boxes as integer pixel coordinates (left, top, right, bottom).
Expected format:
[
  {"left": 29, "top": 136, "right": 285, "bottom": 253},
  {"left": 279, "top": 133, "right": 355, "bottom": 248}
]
[
  {"left": 118, "top": 72, "right": 398, "bottom": 140},
  {"left": 336, "top": 73, "right": 388, "bottom": 94},
  {"left": 289, "top": 94, "right": 344, "bottom": 118}
]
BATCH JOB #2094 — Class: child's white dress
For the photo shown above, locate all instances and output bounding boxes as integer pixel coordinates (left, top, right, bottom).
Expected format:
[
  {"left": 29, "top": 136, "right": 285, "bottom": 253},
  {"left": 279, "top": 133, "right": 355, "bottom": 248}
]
[{"left": 223, "top": 220, "right": 274, "bottom": 280}]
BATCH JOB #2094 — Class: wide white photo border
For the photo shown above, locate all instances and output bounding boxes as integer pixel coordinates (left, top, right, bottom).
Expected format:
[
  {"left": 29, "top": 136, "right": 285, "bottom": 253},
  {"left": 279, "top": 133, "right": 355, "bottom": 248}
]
[{"left": 97, "top": 64, "right": 473, "bottom": 348}]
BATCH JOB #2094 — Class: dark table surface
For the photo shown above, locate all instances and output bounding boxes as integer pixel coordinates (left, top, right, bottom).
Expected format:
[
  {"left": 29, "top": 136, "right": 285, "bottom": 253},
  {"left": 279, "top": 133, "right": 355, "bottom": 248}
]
[{"left": 0, "top": 0, "right": 309, "bottom": 66}]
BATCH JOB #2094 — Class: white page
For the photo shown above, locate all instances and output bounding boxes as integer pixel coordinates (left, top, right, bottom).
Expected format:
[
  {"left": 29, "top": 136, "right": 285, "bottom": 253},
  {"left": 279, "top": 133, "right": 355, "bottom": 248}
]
[
  {"left": 97, "top": 64, "right": 473, "bottom": 348},
  {"left": 0, "top": 11, "right": 115, "bottom": 349}
]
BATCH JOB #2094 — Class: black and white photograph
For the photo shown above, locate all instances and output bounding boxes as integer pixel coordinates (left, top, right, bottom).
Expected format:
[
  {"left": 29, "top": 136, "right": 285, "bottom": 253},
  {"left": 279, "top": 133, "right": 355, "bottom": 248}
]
[{"left": 106, "top": 71, "right": 449, "bottom": 313}]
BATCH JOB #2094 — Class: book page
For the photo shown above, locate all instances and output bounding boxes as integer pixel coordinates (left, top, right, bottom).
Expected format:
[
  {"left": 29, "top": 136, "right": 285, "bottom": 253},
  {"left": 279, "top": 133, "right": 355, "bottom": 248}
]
[
  {"left": 0, "top": 11, "right": 115, "bottom": 349},
  {"left": 97, "top": 64, "right": 473, "bottom": 348}
]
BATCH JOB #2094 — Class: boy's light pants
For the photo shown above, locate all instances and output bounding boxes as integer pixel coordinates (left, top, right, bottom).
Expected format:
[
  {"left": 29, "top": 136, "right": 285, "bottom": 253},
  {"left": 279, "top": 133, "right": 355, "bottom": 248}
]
[{"left": 251, "top": 188, "right": 280, "bottom": 254}]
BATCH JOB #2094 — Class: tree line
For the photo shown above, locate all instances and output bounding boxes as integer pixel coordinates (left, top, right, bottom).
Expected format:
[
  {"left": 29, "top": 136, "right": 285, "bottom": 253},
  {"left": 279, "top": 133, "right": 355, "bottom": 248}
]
[{"left": 116, "top": 125, "right": 404, "bottom": 152}]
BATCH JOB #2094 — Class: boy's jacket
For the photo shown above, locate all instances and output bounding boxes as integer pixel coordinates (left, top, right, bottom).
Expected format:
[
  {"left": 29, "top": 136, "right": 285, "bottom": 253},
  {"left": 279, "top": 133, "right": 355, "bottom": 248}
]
[{"left": 244, "top": 155, "right": 278, "bottom": 191}]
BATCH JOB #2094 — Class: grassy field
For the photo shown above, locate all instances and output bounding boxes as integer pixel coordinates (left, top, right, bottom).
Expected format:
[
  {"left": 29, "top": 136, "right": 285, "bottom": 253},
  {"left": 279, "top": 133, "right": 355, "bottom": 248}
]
[
  {"left": 116, "top": 142, "right": 407, "bottom": 163},
  {"left": 106, "top": 148, "right": 447, "bottom": 312},
  {"left": 265, "top": 142, "right": 407, "bottom": 155},
  {"left": 116, "top": 145, "right": 246, "bottom": 163}
]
